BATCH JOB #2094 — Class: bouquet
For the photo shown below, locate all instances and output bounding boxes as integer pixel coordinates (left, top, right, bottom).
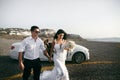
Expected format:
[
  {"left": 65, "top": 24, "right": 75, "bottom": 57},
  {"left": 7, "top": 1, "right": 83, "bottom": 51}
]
[{"left": 64, "top": 40, "right": 75, "bottom": 50}]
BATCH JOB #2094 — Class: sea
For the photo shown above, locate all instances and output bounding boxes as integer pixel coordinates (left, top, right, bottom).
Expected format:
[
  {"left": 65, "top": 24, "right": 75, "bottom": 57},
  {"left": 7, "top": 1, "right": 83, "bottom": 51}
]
[{"left": 87, "top": 37, "right": 120, "bottom": 43}]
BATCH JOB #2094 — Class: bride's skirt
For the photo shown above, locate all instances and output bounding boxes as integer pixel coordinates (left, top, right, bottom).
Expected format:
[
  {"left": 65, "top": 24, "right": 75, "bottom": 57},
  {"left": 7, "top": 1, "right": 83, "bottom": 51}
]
[{"left": 40, "top": 59, "right": 69, "bottom": 80}]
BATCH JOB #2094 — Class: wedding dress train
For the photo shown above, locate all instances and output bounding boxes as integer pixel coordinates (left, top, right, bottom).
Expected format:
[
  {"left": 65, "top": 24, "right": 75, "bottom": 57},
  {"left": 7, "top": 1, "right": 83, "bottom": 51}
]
[{"left": 40, "top": 43, "right": 69, "bottom": 80}]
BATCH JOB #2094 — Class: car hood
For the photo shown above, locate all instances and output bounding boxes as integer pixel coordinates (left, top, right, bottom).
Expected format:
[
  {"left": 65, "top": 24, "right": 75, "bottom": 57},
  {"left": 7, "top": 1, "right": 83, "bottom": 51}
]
[{"left": 75, "top": 44, "right": 89, "bottom": 52}]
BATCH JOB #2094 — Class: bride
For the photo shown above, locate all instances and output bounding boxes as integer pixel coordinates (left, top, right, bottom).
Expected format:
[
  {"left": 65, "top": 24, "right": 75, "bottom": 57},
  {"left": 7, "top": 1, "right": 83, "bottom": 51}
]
[{"left": 40, "top": 29, "right": 70, "bottom": 80}]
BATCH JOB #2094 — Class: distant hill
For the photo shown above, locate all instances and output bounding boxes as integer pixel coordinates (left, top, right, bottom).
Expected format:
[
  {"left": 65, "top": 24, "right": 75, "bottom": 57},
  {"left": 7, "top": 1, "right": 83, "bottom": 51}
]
[
  {"left": 0, "top": 28, "right": 86, "bottom": 41},
  {"left": 67, "top": 34, "right": 86, "bottom": 41},
  {"left": 39, "top": 29, "right": 86, "bottom": 42}
]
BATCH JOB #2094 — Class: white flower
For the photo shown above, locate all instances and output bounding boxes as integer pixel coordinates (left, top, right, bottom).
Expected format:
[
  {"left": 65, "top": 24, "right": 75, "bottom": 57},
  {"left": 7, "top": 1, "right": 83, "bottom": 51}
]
[{"left": 64, "top": 40, "right": 75, "bottom": 50}]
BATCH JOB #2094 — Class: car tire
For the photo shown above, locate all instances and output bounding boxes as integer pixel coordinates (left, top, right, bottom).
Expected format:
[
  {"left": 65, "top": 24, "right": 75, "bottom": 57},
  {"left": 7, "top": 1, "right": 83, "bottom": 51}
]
[{"left": 72, "top": 52, "right": 85, "bottom": 64}]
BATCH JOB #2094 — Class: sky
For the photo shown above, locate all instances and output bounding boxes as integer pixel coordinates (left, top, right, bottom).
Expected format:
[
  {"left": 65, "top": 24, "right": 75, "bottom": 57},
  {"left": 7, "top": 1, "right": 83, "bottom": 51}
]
[{"left": 0, "top": 0, "right": 120, "bottom": 38}]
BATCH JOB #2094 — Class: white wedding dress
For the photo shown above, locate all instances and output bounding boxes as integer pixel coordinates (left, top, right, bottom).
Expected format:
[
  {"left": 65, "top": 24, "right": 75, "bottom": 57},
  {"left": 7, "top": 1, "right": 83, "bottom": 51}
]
[{"left": 40, "top": 43, "right": 69, "bottom": 80}]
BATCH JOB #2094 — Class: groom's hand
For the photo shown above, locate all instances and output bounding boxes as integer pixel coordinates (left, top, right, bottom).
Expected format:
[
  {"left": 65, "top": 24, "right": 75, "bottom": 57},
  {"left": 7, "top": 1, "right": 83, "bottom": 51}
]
[{"left": 19, "top": 62, "right": 24, "bottom": 70}]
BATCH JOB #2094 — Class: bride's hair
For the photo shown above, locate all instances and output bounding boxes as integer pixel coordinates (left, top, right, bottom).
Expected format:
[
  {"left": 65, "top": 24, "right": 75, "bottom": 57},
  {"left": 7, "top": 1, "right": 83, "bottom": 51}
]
[{"left": 54, "top": 29, "right": 67, "bottom": 40}]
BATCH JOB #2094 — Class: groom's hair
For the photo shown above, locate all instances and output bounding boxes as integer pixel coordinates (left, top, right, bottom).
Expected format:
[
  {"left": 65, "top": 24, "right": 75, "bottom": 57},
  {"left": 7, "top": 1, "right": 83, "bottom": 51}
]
[{"left": 30, "top": 26, "right": 39, "bottom": 32}]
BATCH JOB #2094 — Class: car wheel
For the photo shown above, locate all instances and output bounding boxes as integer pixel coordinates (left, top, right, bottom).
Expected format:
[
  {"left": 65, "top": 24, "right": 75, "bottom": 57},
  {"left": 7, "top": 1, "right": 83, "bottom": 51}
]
[{"left": 72, "top": 52, "right": 85, "bottom": 64}]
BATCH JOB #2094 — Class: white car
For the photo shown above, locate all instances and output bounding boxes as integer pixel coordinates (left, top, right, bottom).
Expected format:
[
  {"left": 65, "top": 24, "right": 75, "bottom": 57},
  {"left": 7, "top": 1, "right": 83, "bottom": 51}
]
[{"left": 9, "top": 41, "right": 90, "bottom": 64}]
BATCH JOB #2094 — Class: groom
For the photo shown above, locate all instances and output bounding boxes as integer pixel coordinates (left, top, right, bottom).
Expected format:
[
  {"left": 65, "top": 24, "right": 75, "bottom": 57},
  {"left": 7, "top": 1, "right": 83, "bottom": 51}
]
[{"left": 18, "top": 26, "right": 51, "bottom": 80}]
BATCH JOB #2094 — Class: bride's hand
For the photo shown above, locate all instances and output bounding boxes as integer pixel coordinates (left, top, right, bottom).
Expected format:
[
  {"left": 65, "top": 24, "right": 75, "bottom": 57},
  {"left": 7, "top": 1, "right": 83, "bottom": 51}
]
[
  {"left": 48, "top": 57, "right": 52, "bottom": 62},
  {"left": 64, "top": 48, "right": 70, "bottom": 51}
]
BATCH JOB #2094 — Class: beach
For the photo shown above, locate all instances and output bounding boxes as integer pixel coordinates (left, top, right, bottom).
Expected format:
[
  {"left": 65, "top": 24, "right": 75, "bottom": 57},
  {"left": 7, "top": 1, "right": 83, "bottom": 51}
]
[{"left": 0, "top": 36, "right": 120, "bottom": 80}]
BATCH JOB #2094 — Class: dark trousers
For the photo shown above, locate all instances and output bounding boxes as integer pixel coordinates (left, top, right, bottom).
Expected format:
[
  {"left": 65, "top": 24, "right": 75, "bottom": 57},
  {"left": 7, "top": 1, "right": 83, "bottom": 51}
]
[{"left": 23, "top": 58, "right": 41, "bottom": 80}]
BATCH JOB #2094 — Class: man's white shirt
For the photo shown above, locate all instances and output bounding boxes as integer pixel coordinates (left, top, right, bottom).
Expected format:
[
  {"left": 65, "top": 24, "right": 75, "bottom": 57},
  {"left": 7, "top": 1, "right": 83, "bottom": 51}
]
[{"left": 18, "top": 36, "right": 46, "bottom": 60}]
